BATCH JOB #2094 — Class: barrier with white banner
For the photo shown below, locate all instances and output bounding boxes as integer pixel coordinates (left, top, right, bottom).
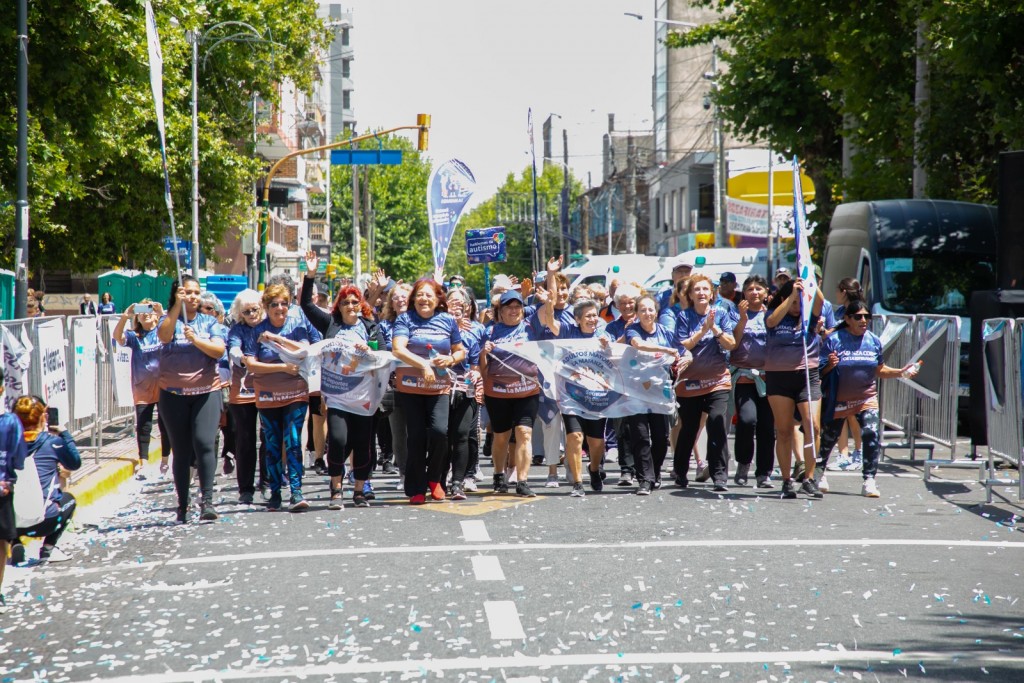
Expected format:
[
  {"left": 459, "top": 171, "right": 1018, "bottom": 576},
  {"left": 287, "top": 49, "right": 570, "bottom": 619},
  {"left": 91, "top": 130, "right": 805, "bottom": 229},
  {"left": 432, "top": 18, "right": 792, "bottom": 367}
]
[{"left": 980, "top": 318, "right": 1023, "bottom": 502}]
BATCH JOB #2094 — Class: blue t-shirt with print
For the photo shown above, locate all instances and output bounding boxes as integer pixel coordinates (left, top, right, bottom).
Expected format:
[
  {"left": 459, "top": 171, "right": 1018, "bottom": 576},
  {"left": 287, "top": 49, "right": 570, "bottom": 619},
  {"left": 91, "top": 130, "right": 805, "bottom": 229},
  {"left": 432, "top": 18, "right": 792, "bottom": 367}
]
[
  {"left": 823, "top": 329, "right": 883, "bottom": 416},
  {"left": 728, "top": 308, "right": 768, "bottom": 370},
  {"left": 765, "top": 312, "right": 821, "bottom": 372},
  {"left": 624, "top": 321, "right": 673, "bottom": 349},
  {"left": 392, "top": 310, "right": 463, "bottom": 360}
]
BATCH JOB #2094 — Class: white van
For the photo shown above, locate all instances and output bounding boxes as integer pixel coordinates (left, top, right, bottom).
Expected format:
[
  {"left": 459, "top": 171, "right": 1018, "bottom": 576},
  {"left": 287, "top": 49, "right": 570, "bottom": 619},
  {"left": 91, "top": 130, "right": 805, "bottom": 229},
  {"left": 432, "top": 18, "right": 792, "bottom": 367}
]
[
  {"left": 643, "top": 248, "right": 767, "bottom": 293},
  {"left": 560, "top": 254, "right": 671, "bottom": 292}
]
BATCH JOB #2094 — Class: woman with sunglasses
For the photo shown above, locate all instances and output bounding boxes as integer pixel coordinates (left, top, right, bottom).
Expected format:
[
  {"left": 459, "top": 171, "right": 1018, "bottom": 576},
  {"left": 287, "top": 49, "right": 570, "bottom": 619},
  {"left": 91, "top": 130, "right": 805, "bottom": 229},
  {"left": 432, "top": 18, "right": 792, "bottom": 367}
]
[
  {"left": 243, "top": 284, "right": 314, "bottom": 512},
  {"left": 391, "top": 278, "right": 466, "bottom": 504},
  {"left": 443, "top": 287, "right": 486, "bottom": 500},
  {"left": 157, "top": 275, "right": 229, "bottom": 523},
  {"left": 113, "top": 298, "right": 170, "bottom": 479},
  {"left": 624, "top": 294, "right": 681, "bottom": 494},
  {"left": 301, "top": 252, "right": 378, "bottom": 508},
  {"left": 826, "top": 277, "right": 866, "bottom": 474},
  {"left": 226, "top": 290, "right": 265, "bottom": 504},
  {"left": 816, "top": 302, "right": 918, "bottom": 497},
  {"left": 671, "top": 274, "right": 737, "bottom": 492},
  {"left": 378, "top": 283, "right": 413, "bottom": 486},
  {"left": 764, "top": 278, "right": 826, "bottom": 500},
  {"left": 728, "top": 275, "right": 775, "bottom": 488}
]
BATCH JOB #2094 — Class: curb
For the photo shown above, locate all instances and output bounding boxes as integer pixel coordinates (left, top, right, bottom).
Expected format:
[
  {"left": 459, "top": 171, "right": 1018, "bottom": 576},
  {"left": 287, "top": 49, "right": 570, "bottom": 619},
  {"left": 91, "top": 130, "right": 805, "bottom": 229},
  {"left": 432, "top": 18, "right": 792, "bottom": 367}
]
[{"left": 66, "top": 440, "right": 163, "bottom": 510}]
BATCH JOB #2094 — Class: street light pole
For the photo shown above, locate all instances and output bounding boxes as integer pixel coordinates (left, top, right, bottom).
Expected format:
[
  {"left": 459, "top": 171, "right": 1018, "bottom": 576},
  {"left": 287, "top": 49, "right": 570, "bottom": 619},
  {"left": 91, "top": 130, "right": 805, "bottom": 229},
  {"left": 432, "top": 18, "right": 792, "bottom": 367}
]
[
  {"left": 189, "top": 30, "right": 200, "bottom": 277},
  {"left": 15, "top": 0, "right": 29, "bottom": 318},
  {"left": 710, "top": 40, "right": 727, "bottom": 248}
]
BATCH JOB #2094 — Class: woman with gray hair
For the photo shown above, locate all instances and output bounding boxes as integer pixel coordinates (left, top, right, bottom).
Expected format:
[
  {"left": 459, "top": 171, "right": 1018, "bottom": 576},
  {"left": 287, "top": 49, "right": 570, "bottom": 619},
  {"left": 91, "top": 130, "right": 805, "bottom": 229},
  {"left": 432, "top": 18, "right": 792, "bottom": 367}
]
[{"left": 226, "top": 289, "right": 265, "bottom": 504}]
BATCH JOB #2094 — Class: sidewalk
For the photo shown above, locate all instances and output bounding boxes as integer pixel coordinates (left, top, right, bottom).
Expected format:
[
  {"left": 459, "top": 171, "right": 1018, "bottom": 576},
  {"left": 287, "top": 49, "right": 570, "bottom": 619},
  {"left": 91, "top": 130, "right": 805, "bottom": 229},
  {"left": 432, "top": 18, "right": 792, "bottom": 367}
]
[{"left": 65, "top": 426, "right": 163, "bottom": 510}]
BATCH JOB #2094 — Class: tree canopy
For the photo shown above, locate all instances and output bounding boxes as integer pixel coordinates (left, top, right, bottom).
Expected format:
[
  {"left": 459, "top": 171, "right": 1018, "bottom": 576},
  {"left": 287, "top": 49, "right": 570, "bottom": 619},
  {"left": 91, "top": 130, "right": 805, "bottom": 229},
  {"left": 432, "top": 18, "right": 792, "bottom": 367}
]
[{"left": 0, "top": 0, "right": 329, "bottom": 274}]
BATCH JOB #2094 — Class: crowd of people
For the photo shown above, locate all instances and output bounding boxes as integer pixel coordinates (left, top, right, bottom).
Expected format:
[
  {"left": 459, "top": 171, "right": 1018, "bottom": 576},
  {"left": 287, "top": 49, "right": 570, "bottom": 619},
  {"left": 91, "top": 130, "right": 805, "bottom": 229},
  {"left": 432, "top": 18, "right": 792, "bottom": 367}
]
[{"left": 0, "top": 249, "right": 923, "bottom": 586}]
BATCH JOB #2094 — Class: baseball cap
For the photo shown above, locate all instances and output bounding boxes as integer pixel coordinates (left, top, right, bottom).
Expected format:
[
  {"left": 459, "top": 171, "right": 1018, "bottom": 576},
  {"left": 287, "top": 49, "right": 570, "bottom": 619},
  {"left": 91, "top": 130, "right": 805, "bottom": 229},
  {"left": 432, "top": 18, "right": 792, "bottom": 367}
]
[
  {"left": 775, "top": 267, "right": 791, "bottom": 278},
  {"left": 499, "top": 290, "right": 524, "bottom": 306},
  {"left": 672, "top": 256, "right": 695, "bottom": 271},
  {"left": 719, "top": 271, "right": 737, "bottom": 283}
]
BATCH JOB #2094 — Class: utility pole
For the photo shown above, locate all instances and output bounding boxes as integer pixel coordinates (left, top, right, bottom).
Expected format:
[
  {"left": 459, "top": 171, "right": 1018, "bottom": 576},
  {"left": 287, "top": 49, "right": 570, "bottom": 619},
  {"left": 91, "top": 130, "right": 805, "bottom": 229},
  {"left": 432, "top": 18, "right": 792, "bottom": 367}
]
[
  {"left": 711, "top": 40, "right": 727, "bottom": 248},
  {"left": 352, "top": 166, "right": 361, "bottom": 283},
  {"left": 15, "top": 0, "right": 29, "bottom": 318},
  {"left": 625, "top": 134, "right": 637, "bottom": 254},
  {"left": 363, "top": 165, "right": 372, "bottom": 269},
  {"left": 581, "top": 194, "right": 590, "bottom": 254},
  {"left": 912, "top": 18, "right": 930, "bottom": 198},
  {"left": 560, "top": 128, "right": 569, "bottom": 257}
]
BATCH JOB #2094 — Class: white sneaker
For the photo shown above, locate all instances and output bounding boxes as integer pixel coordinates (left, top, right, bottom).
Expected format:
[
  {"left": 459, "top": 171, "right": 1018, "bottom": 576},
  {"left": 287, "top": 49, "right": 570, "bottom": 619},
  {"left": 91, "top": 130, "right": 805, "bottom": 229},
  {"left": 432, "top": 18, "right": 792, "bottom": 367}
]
[
  {"left": 505, "top": 466, "right": 518, "bottom": 484},
  {"left": 462, "top": 478, "right": 478, "bottom": 492},
  {"left": 827, "top": 455, "right": 851, "bottom": 471},
  {"left": 42, "top": 546, "right": 72, "bottom": 563},
  {"left": 862, "top": 477, "right": 880, "bottom": 498},
  {"left": 842, "top": 451, "right": 863, "bottom": 472},
  {"left": 545, "top": 474, "right": 560, "bottom": 488},
  {"left": 817, "top": 475, "right": 830, "bottom": 493}
]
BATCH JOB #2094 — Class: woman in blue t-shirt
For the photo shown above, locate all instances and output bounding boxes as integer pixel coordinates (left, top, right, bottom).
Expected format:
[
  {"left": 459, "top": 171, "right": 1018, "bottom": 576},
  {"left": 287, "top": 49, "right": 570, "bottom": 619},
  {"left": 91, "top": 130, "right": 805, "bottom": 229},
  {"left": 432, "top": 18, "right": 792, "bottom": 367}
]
[
  {"left": 391, "top": 278, "right": 466, "bottom": 505},
  {"left": 444, "top": 287, "right": 487, "bottom": 500},
  {"left": 114, "top": 299, "right": 169, "bottom": 479},
  {"left": 225, "top": 289, "right": 264, "bottom": 505},
  {"left": 817, "top": 301, "right": 918, "bottom": 498},
  {"left": 764, "top": 277, "right": 825, "bottom": 500},
  {"left": 624, "top": 294, "right": 682, "bottom": 495},
  {"left": 157, "top": 276, "right": 228, "bottom": 523},
  {"left": 728, "top": 274, "right": 775, "bottom": 489},
  {"left": 98, "top": 292, "right": 117, "bottom": 315}
]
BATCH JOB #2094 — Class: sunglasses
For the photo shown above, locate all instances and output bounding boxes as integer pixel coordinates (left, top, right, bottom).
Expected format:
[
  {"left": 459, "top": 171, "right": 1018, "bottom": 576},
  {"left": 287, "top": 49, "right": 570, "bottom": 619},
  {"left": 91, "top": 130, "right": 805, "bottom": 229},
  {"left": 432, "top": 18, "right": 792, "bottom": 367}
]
[
  {"left": 340, "top": 299, "right": 362, "bottom": 307},
  {"left": 241, "top": 307, "right": 260, "bottom": 316},
  {"left": 268, "top": 301, "right": 289, "bottom": 309},
  {"left": 849, "top": 313, "right": 871, "bottom": 321},
  {"left": 448, "top": 282, "right": 464, "bottom": 288}
]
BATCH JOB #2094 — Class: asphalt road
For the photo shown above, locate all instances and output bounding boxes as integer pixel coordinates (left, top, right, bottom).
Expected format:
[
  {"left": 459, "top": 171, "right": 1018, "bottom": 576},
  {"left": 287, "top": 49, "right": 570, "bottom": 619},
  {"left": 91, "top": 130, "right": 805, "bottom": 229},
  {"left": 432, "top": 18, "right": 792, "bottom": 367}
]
[{"left": 3, "top": 450, "right": 1024, "bottom": 682}]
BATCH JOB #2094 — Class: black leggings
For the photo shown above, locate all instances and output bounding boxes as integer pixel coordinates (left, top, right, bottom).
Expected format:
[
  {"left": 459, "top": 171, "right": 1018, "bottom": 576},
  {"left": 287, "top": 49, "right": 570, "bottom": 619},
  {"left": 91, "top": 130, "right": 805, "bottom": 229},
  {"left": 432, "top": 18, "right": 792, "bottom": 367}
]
[
  {"left": 159, "top": 390, "right": 222, "bottom": 508},
  {"left": 228, "top": 402, "right": 259, "bottom": 495},
  {"left": 626, "top": 413, "right": 669, "bottom": 484},
  {"left": 397, "top": 392, "right": 449, "bottom": 497},
  {"left": 135, "top": 403, "right": 170, "bottom": 461},
  {"left": 733, "top": 383, "right": 776, "bottom": 478},
  {"left": 18, "top": 492, "right": 76, "bottom": 547},
  {"left": 674, "top": 390, "right": 730, "bottom": 486},
  {"left": 446, "top": 392, "right": 478, "bottom": 484},
  {"left": 326, "top": 407, "right": 375, "bottom": 481}
]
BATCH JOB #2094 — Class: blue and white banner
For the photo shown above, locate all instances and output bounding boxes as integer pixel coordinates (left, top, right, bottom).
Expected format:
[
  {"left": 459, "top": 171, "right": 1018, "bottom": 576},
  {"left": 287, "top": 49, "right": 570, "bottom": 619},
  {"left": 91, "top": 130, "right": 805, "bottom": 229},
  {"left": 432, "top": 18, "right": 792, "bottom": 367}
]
[
  {"left": 792, "top": 158, "right": 817, "bottom": 325},
  {"left": 427, "top": 159, "right": 476, "bottom": 282},
  {"left": 500, "top": 339, "right": 675, "bottom": 419},
  {"left": 466, "top": 226, "right": 507, "bottom": 265},
  {"left": 1, "top": 326, "right": 32, "bottom": 414}
]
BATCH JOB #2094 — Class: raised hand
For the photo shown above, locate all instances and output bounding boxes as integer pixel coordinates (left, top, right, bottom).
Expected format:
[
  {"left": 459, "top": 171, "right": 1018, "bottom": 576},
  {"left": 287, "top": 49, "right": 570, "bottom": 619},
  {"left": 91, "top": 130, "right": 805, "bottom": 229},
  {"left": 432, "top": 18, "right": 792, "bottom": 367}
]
[
  {"left": 546, "top": 256, "right": 563, "bottom": 273},
  {"left": 304, "top": 250, "right": 319, "bottom": 277}
]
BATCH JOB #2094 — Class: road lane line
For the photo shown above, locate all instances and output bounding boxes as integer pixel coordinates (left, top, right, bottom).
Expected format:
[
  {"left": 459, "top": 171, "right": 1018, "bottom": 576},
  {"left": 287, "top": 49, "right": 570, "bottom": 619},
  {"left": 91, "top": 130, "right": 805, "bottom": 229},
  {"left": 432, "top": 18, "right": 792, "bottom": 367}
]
[
  {"left": 460, "top": 519, "right": 490, "bottom": 542},
  {"left": 59, "top": 650, "right": 1024, "bottom": 682},
  {"left": 51, "top": 538, "right": 1024, "bottom": 577},
  {"left": 471, "top": 555, "right": 505, "bottom": 581},
  {"left": 483, "top": 600, "right": 526, "bottom": 639}
]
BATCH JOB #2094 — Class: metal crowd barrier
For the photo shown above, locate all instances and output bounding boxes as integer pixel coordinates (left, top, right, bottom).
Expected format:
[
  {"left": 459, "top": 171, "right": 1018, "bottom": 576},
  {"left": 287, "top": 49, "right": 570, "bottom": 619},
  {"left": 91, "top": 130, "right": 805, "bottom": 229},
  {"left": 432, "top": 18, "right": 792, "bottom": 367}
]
[
  {"left": 0, "top": 313, "right": 135, "bottom": 478},
  {"left": 918, "top": 315, "right": 970, "bottom": 480},
  {"left": 980, "top": 317, "right": 1023, "bottom": 502},
  {"left": 875, "top": 314, "right": 928, "bottom": 461}
]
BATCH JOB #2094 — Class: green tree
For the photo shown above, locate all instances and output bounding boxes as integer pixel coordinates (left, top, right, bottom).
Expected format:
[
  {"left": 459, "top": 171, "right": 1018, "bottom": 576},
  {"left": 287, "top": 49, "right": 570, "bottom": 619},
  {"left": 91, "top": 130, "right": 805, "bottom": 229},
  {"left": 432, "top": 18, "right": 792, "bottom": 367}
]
[
  {"left": 0, "top": 0, "right": 328, "bottom": 274},
  {"left": 327, "top": 133, "right": 434, "bottom": 282}
]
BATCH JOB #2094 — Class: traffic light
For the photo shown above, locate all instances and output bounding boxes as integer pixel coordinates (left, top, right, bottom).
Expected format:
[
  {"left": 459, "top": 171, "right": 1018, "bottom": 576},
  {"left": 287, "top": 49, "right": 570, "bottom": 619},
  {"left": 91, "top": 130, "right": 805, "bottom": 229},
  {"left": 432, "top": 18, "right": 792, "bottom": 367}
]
[
  {"left": 325, "top": 264, "right": 337, "bottom": 280},
  {"left": 417, "top": 113, "right": 431, "bottom": 152}
]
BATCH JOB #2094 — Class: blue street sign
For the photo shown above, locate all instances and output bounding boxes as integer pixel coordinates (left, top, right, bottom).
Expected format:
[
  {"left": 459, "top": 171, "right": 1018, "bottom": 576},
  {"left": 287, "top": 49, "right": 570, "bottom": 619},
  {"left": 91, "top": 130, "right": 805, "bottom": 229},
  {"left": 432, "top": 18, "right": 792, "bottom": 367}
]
[
  {"left": 163, "top": 237, "right": 191, "bottom": 270},
  {"left": 330, "top": 149, "right": 403, "bottom": 166},
  {"left": 466, "top": 226, "right": 507, "bottom": 265}
]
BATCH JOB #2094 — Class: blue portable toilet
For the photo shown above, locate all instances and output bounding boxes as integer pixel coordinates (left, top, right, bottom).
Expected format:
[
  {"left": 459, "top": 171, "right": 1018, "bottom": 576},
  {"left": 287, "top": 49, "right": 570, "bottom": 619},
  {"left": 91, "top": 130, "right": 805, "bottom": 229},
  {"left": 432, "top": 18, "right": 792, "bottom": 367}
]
[{"left": 204, "top": 275, "right": 248, "bottom": 311}]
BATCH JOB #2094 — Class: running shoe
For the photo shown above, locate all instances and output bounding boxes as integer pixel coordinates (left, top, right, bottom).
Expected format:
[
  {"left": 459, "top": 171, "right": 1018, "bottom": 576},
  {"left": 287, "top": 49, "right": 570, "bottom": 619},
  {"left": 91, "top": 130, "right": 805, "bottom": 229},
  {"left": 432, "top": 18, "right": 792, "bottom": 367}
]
[
  {"left": 817, "top": 475, "right": 830, "bottom": 493},
  {"left": 39, "top": 546, "right": 71, "bottom": 563},
  {"left": 588, "top": 468, "right": 604, "bottom": 492},
  {"left": 200, "top": 502, "right": 219, "bottom": 521},
  {"left": 531, "top": 455, "right": 544, "bottom": 466},
  {"left": 352, "top": 491, "right": 370, "bottom": 508},
  {"left": 793, "top": 460, "right": 807, "bottom": 482},
  {"left": 653, "top": 479, "right": 662, "bottom": 490},
  {"left": 569, "top": 482, "right": 586, "bottom": 497},
  {"left": 267, "top": 490, "right": 281, "bottom": 509},
  {"left": 176, "top": 505, "right": 189, "bottom": 523},
  {"left": 843, "top": 451, "right": 863, "bottom": 472},
  {"left": 675, "top": 478, "right": 688, "bottom": 489},
  {"left": 159, "top": 459, "right": 170, "bottom": 478},
  {"left": 222, "top": 455, "right": 235, "bottom": 476},
  {"left": 636, "top": 481, "right": 652, "bottom": 496},
  {"left": 381, "top": 461, "right": 399, "bottom": 475},
  {"left": 544, "top": 474, "right": 560, "bottom": 488},
  {"left": 328, "top": 488, "right": 344, "bottom": 510},
  {"left": 239, "top": 492, "right": 254, "bottom": 505},
  {"left": 694, "top": 464, "right": 710, "bottom": 482},
  {"left": 450, "top": 482, "right": 467, "bottom": 501},
  {"left": 781, "top": 479, "right": 797, "bottom": 499},
  {"left": 827, "top": 455, "right": 851, "bottom": 471},
  {"left": 463, "top": 478, "right": 478, "bottom": 492},
  {"left": 492, "top": 472, "right": 509, "bottom": 494},
  {"left": 515, "top": 481, "right": 537, "bottom": 498},
  {"left": 756, "top": 475, "right": 773, "bottom": 489},
  {"left": 428, "top": 481, "right": 446, "bottom": 501},
  {"left": 733, "top": 462, "right": 750, "bottom": 487},
  {"left": 862, "top": 477, "right": 880, "bottom": 498},
  {"left": 362, "top": 481, "right": 376, "bottom": 500},
  {"left": 800, "top": 478, "right": 823, "bottom": 499},
  {"left": 9, "top": 543, "right": 25, "bottom": 566},
  {"left": 616, "top": 471, "right": 634, "bottom": 487},
  {"left": 409, "top": 494, "right": 426, "bottom": 505},
  {"left": 314, "top": 458, "right": 328, "bottom": 476},
  {"left": 712, "top": 482, "right": 729, "bottom": 493}
]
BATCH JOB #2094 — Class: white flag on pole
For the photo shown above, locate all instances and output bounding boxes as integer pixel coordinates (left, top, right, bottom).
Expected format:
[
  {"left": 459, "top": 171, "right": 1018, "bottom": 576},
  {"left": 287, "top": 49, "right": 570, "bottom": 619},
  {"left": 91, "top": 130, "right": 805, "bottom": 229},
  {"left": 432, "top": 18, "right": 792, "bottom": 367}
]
[{"left": 792, "top": 158, "right": 817, "bottom": 325}]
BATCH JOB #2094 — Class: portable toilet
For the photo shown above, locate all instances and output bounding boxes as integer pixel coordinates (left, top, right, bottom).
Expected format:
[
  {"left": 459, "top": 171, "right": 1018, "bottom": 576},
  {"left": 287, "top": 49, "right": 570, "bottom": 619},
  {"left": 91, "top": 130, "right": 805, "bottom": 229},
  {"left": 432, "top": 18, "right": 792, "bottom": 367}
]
[
  {"left": 129, "top": 271, "right": 156, "bottom": 303},
  {"left": 204, "top": 274, "right": 248, "bottom": 310},
  {"left": 0, "top": 268, "right": 14, "bottom": 320},
  {"left": 155, "top": 274, "right": 175, "bottom": 304},
  {"left": 97, "top": 271, "right": 130, "bottom": 311}
]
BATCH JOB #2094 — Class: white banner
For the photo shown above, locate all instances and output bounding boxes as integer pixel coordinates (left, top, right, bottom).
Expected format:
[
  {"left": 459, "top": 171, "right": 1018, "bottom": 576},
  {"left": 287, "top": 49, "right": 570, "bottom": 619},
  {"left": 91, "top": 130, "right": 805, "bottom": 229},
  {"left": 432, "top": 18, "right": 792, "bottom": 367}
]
[
  {"left": 726, "top": 197, "right": 795, "bottom": 238},
  {"left": 1, "top": 326, "right": 33, "bottom": 413},
  {"left": 107, "top": 319, "right": 135, "bottom": 409},
  {"left": 37, "top": 320, "right": 70, "bottom": 425},
  {"left": 72, "top": 318, "right": 99, "bottom": 420}
]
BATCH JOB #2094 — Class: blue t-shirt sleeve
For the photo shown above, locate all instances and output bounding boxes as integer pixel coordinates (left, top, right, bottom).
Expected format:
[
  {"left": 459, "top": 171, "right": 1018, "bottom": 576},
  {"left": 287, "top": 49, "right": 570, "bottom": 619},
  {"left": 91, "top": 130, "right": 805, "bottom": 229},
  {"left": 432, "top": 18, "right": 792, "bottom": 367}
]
[
  {"left": 448, "top": 315, "right": 464, "bottom": 347},
  {"left": 393, "top": 314, "right": 411, "bottom": 341},
  {"left": 624, "top": 325, "right": 642, "bottom": 345},
  {"left": 123, "top": 330, "right": 140, "bottom": 351}
]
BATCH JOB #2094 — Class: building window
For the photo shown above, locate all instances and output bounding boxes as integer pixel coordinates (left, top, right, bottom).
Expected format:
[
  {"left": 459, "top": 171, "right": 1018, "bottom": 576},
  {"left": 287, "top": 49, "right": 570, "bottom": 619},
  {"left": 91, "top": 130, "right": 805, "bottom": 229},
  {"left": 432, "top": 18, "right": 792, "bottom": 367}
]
[
  {"left": 342, "top": 60, "right": 351, "bottom": 78},
  {"left": 698, "top": 183, "right": 714, "bottom": 220},
  {"left": 341, "top": 28, "right": 350, "bottom": 46},
  {"left": 343, "top": 91, "right": 351, "bottom": 110}
]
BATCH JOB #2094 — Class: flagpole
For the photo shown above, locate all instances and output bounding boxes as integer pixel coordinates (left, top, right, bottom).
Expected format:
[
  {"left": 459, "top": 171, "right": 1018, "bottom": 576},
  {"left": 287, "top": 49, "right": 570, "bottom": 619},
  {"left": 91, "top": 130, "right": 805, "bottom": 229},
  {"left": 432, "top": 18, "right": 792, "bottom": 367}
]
[
  {"left": 528, "top": 108, "right": 541, "bottom": 275},
  {"left": 792, "top": 156, "right": 818, "bottom": 476}
]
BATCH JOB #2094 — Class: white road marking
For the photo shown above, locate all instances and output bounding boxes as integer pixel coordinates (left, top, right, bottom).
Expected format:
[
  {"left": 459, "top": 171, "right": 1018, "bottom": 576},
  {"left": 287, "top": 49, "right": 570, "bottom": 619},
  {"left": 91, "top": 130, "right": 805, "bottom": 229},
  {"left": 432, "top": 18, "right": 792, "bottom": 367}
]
[
  {"left": 471, "top": 554, "right": 505, "bottom": 581},
  {"left": 60, "top": 650, "right": 1024, "bottom": 682},
  {"left": 483, "top": 600, "right": 526, "bottom": 639},
  {"left": 460, "top": 519, "right": 490, "bottom": 542},
  {"left": 51, "top": 538, "right": 1024, "bottom": 577}
]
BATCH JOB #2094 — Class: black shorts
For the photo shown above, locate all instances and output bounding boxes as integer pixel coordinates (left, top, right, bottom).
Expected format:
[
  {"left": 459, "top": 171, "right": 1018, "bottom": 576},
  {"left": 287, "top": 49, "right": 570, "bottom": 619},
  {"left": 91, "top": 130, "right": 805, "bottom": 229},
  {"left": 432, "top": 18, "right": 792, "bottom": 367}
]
[
  {"left": 484, "top": 395, "right": 539, "bottom": 434},
  {"left": 765, "top": 368, "right": 821, "bottom": 403},
  {"left": 563, "top": 414, "right": 606, "bottom": 440},
  {"left": 0, "top": 493, "right": 15, "bottom": 541},
  {"left": 308, "top": 395, "right": 323, "bottom": 414}
]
